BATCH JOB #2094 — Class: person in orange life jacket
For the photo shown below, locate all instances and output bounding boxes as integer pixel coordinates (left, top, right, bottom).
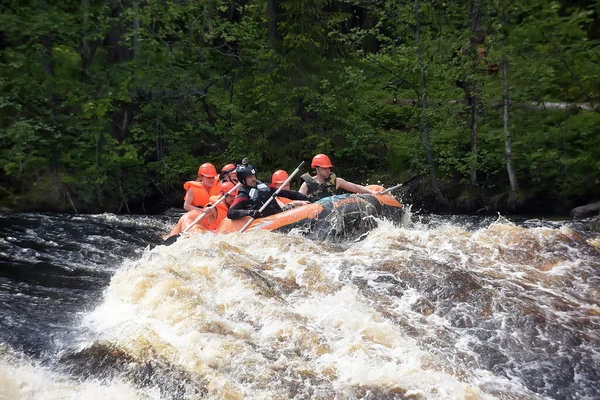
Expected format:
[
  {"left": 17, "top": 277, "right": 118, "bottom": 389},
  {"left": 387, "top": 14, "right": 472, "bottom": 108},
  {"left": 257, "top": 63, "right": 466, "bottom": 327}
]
[
  {"left": 270, "top": 170, "right": 309, "bottom": 209},
  {"left": 227, "top": 164, "right": 309, "bottom": 220},
  {"left": 298, "top": 154, "right": 378, "bottom": 201},
  {"left": 168, "top": 181, "right": 238, "bottom": 236},
  {"left": 219, "top": 163, "right": 239, "bottom": 185},
  {"left": 183, "top": 163, "right": 222, "bottom": 212},
  {"left": 201, "top": 181, "right": 239, "bottom": 230}
]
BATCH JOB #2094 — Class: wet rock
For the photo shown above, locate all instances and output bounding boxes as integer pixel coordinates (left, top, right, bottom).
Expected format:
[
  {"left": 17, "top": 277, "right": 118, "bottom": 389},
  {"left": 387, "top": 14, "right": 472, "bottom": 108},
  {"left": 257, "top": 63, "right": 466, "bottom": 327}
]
[
  {"left": 58, "top": 342, "right": 207, "bottom": 399},
  {"left": 520, "top": 357, "right": 575, "bottom": 399},
  {"left": 421, "top": 269, "right": 483, "bottom": 303},
  {"left": 472, "top": 343, "right": 509, "bottom": 370},
  {"left": 348, "top": 385, "right": 409, "bottom": 399},
  {"left": 570, "top": 201, "right": 600, "bottom": 218},
  {"left": 373, "top": 274, "right": 408, "bottom": 297},
  {"left": 410, "top": 297, "right": 435, "bottom": 316},
  {"left": 235, "top": 265, "right": 284, "bottom": 301}
]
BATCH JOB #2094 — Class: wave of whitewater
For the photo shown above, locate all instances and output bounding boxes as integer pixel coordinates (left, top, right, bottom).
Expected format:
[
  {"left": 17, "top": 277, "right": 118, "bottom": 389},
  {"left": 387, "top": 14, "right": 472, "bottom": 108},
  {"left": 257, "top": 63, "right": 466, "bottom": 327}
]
[{"left": 1, "top": 214, "right": 599, "bottom": 399}]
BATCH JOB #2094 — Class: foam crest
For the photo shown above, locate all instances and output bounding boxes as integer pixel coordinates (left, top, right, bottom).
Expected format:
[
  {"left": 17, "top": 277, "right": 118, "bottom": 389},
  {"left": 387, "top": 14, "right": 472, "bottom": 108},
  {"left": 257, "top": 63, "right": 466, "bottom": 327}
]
[
  {"left": 0, "top": 351, "right": 155, "bottom": 400},
  {"left": 77, "top": 217, "right": 600, "bottom": 399},
  {"left": 83, "top": 230, "right": 497, "bottom": 398}
]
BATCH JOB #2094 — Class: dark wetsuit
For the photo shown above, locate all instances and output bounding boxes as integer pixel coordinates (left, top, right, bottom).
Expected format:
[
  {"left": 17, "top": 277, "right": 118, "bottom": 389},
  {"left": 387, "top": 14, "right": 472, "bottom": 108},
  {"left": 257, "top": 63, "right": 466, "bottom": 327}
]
[{"left": 227, "top": 181, "right": 309, "bottom": 220}]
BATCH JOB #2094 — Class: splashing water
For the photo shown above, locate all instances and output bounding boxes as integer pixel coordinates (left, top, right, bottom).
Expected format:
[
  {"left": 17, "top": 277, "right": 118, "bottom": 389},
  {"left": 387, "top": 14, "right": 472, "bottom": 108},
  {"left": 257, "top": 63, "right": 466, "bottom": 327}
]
[{"left": 1, "top": 212, "right": 599, "bottom": 399}]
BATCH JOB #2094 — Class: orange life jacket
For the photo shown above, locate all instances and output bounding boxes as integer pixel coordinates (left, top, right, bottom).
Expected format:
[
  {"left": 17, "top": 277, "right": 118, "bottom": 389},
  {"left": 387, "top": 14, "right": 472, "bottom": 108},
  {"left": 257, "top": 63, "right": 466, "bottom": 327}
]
[
  {"left": 183, "top": 181, "right": 221, "bottom": 207},
  {"left": 204, "top": 194, "right": 230, "bottom": 230}
]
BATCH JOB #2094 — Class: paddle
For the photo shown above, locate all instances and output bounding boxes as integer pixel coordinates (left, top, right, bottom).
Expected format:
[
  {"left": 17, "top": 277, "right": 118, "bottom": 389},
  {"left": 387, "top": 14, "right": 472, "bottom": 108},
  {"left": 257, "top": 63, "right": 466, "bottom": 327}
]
[
  {"left": 377, "top": 175, "right": 418, "bottom": 195},
  {"left": 239, "top": 161, "right": 306, "bottom": 233},
  {"left": 163, "top": 182, "right": 242, "bottom": 246}
]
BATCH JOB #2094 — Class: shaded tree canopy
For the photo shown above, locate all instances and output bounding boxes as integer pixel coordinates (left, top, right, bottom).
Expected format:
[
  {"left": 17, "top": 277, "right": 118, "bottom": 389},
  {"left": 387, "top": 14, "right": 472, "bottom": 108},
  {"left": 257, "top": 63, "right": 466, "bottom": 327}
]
[{"left": 0, "top": 0, "right": 598, "bottom": 214}]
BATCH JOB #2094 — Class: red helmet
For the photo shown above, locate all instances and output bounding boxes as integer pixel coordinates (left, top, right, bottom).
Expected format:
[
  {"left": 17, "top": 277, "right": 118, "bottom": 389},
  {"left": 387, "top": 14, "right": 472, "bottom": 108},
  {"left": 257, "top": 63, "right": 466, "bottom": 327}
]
[
  {"left": 221, "top": 163, "right": 236, "bottom": 174},
  {"left": 271, "top": 170, "right": 289, "bottom": 184},
  {"left": 198, "top": 163, "right": 217, "bottom": 177},
  {"left": 221, "top": 181, "right": 238, "bottom": 196},
  {"left": 311, "top": 154, "right": 333, "bottom": 169}
]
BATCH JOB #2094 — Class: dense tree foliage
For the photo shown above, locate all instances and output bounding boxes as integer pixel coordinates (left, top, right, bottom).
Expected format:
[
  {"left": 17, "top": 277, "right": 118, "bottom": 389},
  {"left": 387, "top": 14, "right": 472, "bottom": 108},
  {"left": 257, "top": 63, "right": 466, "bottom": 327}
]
[{"left": 1, "top": 0, "right": 598, "bottom": 213}]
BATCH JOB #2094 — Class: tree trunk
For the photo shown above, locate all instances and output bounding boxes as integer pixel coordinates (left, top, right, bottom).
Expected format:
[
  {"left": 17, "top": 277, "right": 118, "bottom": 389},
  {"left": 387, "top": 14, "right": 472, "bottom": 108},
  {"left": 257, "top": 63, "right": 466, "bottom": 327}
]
[
  {"left": 469, "top": 97, "right": 478, "bottom": 185},
  {"left": 227, "top": 76, "right": 235, "bottom": 133},
  {"left": 490, "top": 101, "right": 596, "bottom": 111},
  {"left": 501, "top": 0, "right": 519, "bottom": 193},
  {"left": 468, "top": 0, "right": 482, "bottom": 186},
  {"left": 133, "top": 0, "right": 141, "bottom": 62},
  {"left": 106, "top": 2, "right": 134, "bottom": 64},
  {"left": 414, "top": 0, "right": 449, "bottom": 206},
  {"left": 81, "top": 0, "right": 101, "bottom": 81},
  {"left": 39, "top": 0, "right": 53, "bottom": 81},
  {"left": 39, "top": 0, "right": 58, "bottom": 129},
  {"left": 105, "top": 1, "right": 135, "bottom": 140},
  {"left": 268, "top": 0, "right": 277, "bottom": 45},
  {"left": 469, "top": 0, "right": 483, "bottom": 40},
  {"left": 81, "top": 0, "right": 89, "bottom": 80},
  {"left": 40, "top": 36, "right": 53, "bottom": 78}
]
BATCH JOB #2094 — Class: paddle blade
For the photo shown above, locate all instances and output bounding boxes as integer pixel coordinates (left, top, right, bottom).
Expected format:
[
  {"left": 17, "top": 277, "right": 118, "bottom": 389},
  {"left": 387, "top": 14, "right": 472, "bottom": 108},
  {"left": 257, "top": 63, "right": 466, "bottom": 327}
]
[{"left": 163, "top": 234, "right": 181, "bottom": 246}]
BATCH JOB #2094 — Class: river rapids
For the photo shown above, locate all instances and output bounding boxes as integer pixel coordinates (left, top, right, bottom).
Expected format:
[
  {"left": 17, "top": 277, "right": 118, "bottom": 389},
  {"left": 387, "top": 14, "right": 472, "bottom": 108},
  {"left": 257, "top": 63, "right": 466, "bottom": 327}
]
[{"left": 0, "top": 211, "right": 598, "bottom": 399}]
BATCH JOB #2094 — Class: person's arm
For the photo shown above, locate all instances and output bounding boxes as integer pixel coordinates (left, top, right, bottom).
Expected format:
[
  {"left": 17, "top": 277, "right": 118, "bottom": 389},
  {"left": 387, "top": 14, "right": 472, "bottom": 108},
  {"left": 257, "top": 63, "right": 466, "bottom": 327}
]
[
  {"left": 227, "top": 197, "right": 260, "bottom": 220},
  {"left": 298, "top": 182, "right": 309, "bottom": 195},
  {"left": 287, "top": 200, "right": 309, "bottom": 208},
  {"left": 336, "top": 178, "right": 378, "bottom": 195},
  {"left": 201, "top": 202, "right": 219, "bottom": 226},
  {"left": 183, "top": 189, "right": 206, "bottom": 212},
  {"left": 278, "top": 189, "right": 310, "bottom": 201},
  {"left": 275, "top": 190, "right": 310, "bottom": 208}
]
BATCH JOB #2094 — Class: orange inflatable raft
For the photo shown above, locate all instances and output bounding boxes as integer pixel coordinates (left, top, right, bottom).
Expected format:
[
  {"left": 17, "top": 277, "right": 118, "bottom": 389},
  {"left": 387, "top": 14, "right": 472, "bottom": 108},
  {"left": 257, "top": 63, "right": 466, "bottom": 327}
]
[{"left": 174, "top": 185, "right": 403, "bottom": 240}]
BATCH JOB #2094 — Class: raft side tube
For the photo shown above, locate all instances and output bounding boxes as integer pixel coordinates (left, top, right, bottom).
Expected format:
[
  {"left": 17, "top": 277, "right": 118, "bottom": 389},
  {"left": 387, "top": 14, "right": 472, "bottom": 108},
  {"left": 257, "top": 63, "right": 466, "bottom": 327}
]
[{"left": 206, "top": 185, "right": 404, "bottom": 237}]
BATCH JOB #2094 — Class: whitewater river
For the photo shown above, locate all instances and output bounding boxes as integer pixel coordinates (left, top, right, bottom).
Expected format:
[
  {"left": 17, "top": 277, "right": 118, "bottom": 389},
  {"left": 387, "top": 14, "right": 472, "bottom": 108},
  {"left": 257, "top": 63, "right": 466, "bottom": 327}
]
[{"left": 0, "top": 210, "right": 599, "bottom": 399}]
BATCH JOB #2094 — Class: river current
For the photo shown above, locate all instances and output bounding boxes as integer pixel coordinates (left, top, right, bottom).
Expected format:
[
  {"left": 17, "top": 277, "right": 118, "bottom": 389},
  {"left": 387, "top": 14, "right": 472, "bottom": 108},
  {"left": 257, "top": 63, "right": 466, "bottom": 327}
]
[{"left": 0, "top": 210, "right": 598, "bottom": 399}]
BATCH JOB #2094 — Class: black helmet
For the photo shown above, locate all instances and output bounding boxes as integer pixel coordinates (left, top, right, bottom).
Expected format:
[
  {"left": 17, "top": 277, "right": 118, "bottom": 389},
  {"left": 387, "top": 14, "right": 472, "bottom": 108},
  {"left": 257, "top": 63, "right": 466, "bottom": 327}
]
[{"left": 236, "top": 164, "right": 256, "bottom": 185}]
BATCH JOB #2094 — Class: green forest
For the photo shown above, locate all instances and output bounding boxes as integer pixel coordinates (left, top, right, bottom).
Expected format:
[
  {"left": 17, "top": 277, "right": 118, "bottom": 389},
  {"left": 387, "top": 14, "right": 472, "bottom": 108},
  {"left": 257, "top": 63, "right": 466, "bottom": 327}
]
[{"left": 1, "top": 0, "right": 599, "bottom": 214}]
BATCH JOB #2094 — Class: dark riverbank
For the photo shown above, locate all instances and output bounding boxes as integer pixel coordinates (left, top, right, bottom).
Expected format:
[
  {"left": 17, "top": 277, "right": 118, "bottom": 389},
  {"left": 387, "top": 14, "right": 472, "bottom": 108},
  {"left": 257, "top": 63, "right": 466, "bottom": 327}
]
[{"left": 2, "top": 177, "right": 598, "bottom": 221}]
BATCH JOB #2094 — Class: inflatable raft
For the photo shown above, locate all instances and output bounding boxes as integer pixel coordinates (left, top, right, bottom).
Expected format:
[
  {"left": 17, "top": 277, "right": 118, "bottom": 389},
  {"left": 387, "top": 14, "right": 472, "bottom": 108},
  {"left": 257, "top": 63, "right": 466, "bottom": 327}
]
[
  {"left": 216, "top": 186, "right": 402, "bottom": 240},
  {"left": 169, "top": 186, "right": 402, "bottom": 241}
]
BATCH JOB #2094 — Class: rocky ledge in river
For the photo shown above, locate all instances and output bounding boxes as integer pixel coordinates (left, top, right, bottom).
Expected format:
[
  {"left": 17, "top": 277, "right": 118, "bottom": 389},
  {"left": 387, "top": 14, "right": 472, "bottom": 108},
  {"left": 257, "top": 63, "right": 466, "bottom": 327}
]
[{"left": 570, "top": 201, "right": 600, "bottom": 218}]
